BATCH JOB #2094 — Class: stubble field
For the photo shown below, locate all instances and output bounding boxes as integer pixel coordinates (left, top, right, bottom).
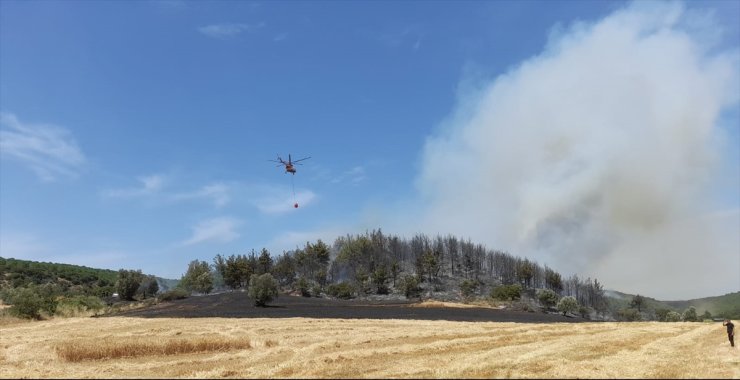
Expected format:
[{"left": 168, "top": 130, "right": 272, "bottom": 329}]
[{"left": 1, "top": 316, "right": 737, "bottom": 378}]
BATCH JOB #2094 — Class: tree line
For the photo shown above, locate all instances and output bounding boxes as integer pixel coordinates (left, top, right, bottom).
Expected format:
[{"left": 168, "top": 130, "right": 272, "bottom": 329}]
[{"left": 173, "top": 229, "right": 609, "bottom": 315}]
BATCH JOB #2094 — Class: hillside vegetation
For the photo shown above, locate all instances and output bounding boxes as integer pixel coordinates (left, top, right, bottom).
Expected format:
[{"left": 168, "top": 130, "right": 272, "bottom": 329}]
[
  {"left": 0, "top": 257, "right": 177, "bottom": 319},
  {"left": 663, "top": 292, "right": 740, "bottom": 319},
  {"left": 0, "top": 257, "right": 117, "bottom": 297},
  {"left": 605, "top": 290, "right": 740, "bottom": 320}
]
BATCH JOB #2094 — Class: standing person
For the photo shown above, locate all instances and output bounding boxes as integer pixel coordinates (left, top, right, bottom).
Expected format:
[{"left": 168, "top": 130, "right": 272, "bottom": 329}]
[{"left": 723, "top": 319, "right": 735, "bottom": 347}]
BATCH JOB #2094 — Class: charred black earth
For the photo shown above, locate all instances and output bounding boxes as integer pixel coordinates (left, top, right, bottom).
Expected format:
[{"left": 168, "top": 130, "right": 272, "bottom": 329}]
[{"left": 108, "top": 292, "right": 585, "bottom": 323}]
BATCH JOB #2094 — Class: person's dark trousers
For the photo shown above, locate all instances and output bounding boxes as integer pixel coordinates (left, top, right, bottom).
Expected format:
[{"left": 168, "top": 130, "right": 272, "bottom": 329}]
[{"left": 730, "top": 334, "right": 735, "bottom": 347}]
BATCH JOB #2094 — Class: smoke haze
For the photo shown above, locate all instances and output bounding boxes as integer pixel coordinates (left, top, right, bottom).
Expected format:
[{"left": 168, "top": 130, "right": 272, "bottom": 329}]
[{"left": 416, "top": 2, "right": 739, "bottom": 300}]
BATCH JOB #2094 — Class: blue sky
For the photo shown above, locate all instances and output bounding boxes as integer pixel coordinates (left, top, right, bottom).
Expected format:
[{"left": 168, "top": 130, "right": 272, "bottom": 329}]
[{"left": 1, "top": 0, "right": 738, "bottom": 300}]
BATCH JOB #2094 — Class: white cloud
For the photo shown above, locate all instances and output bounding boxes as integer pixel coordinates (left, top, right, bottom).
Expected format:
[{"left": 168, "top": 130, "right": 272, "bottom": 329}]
[
  {"left": 415, "top": 2, "right": 739, "bottom": 299},
  {"left": 172, "top": 183, "right": 230, "bottom": 208},
  {"left": 198, "top": 22, "right": 265, "bottom": 38},
  {"left": 181, "top": 217, "right": 242, "bottom": 246},
  {"left": 330, "top": 166, "right": 367, "bottom": 185},
  {"left": 103, "top": 174, "right": 166, "bottom": 198},
  {"left": 103, "top": 177, "right": 230, "bottom": 207},
  {"left": 364, "top": 25, "right": 425, "bottom": 51},
  {"left": 0, "top": 112, "right": 86, "bottom": 181},
  {"left": 273, "top": 32, "right": 288, "bottom": 42}
]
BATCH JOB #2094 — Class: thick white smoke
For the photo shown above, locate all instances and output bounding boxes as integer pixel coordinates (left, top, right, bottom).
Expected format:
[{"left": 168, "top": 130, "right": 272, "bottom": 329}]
[{"left": 416, "top": 2, "right": 739, "bottom": 300}]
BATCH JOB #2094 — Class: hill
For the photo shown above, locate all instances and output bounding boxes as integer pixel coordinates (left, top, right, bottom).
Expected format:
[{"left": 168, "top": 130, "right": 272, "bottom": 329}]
[
  {"left": 0, "top": 257, "right": 118, "bottom": 296},
  {"left": 0, "top": 257, "right": 177, "bottom": 297},
  {"left": 605, "top": 289, "right": 740, "bottom": 319},
  {"left": 662, "top": 292, "right": 740, "bottom": 319}
]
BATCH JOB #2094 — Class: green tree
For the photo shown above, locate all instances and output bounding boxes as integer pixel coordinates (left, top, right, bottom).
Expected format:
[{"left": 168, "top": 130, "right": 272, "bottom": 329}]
[
  {"left": 490, "top": 284, "right": 522, "bottom": 301},
  {"left": 257, "top": 248, "right": 273, "bottom": 275},
  {"left": 459, "top": 279, "right": 478, "bottom": 300},
  {"left": 372, "top": 265, "right": 389, "bottom": 295},
  {"left": 116, "top": 269, "right": 144, "bottom": 301},
  {"left": 400, "top": 275, "right": 421, "bottom": 299},
  {"left": 139, "top": 275, "right": 159, "bottom": 299},
  {"left": 296, "top": 277, "right": 311, "bottom": 297},
  {"left": 222, "top": 254, "right": 252, "bottom": 289},
  {"left": 248, "top": 273, "right": 279, "bottom": 307},
  {"left": 537, "top": 288, "right": 560, "bottom": 309},
  {"left": 213, "top": 254, "right": 227, "bottom": 282},
  {"left": 516, "top": 260, "right": 535, "bottom": 288},
  {"left": 545, "top": 268, "right": 563, "bottom": 293},
  {"left": 422, "top": 251, "right": 439, "bottom": 283},
  {"left": 682, "top": 306, "right": 698, "bottom": 322},
  {"left": 315, "top": 268, "right": 328, "bottom": 287},
  {"left": 557, "top": 296, "right": 579, "bottom": 316},
  {"left": 273, "top": 252, "right": 296, "bottom": 286},
  {"left": 310, "top": 240, "right": 331, "bottom": 268},
  {"left": 390, "top": 261, "right": 401, "bottom": 288},
  {"left": 354, "top": 267, "right": 371, "bottom": 295},
  {"left": 179, "top": 260, "right": 213, "bottom": 294},
  {"left": 700, "top": 310, "right": 712, "bottom": 321},
  {"left": 630, "top": 294, "right": 646, "bottom": 313},
  {"left": 655, "top": 308, "right": 671, "bottom": 322}
]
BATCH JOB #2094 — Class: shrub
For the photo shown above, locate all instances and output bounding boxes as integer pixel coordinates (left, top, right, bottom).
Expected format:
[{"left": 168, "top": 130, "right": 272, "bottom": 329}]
[
  {"left": 311, "top": 284, "right": 322, "bottom": 297},
  {"left": 7, "top": 287, "right": 45, "bottom": 319},
  {"left": 665, "top": 311, "right": 682, "bottom": 322},
  {"left": 682, "top": 306, "right": 698, "bottom": 322},
  {"left": 327, "top": 282, "right": 355, "bottom": 299},
  {"left": 5, "top": 285, "right": 60, "bottom": 320},
  {"left": 578, "top": 305, "right": 592, "bottom": 319},
  {"left": 399, "top": 275, "right": 422, "bottom": 299},
  {"left": 537, "top": 289, "right": 560, "bottom": 309},
  {"left": 116, "top": 269, "right": 144, "bottom": 301},
  {"left": 617, "top": 308, "right": 641, "bottom": 321},
  {"left": 490, "top": 284, "right": 522, "bottom": 301},
  {"left": 56, "top": 296, "right": 105, "bottom": 317},
  {"left": 655, "top": 308, "right": 671, "bottom": 322},
  {"left": 556, "top": 296, "right": 579, "bottom": 316},
  {"left": 158, "top": 288, "right": 190, "bottom": 302},
  {"left": 459, "top": 279, "right": 478, "bottom": 300},
  {"left": 296, "top": 278, "right": 311, "bottom": 297},
  {"left": 248, "top": 273, "right": 279, "bottom": 307}
]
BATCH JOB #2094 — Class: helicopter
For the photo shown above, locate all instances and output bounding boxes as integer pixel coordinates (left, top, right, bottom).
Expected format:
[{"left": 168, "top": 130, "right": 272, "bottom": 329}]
[{"left": 269, "top": 154, "right": 310, "bottom": 175}]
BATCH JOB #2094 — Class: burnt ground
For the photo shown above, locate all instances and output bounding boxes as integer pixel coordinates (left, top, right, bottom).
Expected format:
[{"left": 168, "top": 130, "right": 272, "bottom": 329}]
[{"left": 107, "top": 292, "right": 586, "bottom": 323}]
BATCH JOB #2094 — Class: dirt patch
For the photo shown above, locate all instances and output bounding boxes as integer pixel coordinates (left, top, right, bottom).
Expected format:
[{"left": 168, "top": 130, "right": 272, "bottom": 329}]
[
  {"left": 409, "top": 300, "right": 490, "bottom": 309},
  {"left": 106, "top": 292, "right": 585, "bottom": 323}
]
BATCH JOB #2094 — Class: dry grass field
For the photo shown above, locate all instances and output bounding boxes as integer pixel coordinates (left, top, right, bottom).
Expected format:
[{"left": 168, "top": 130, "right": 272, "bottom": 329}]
[{"left": 0, "top": 316, "right": 738, "bottom": 378}]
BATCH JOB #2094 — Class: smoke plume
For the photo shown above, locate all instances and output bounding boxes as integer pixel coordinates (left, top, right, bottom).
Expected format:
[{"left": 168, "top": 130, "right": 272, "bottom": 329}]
[{"left": 416, "top": 2, "right": 739, "bottom": 300}]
